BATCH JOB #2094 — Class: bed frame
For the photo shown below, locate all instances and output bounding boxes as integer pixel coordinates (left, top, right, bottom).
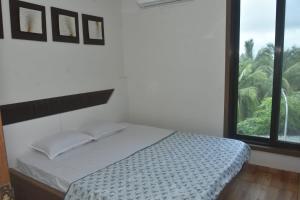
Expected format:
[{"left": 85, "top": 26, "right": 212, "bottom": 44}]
[
  {"left": 10, "top": 164, "right": 248, "bottom": 200},
  {"left": 1, "top": 90, "right": 246, "bottom": 200},
  {"left": 10, "top": 169, "right": 64, "bottom": 200}
]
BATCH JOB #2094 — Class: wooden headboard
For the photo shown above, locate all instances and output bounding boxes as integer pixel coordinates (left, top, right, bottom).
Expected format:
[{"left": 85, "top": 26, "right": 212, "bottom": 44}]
[
  {"left": 0, "top": 89, "right": 114, "bottom": 125},
  {"left": 0, "top": 89, "right": 115, "bottom": 168}
]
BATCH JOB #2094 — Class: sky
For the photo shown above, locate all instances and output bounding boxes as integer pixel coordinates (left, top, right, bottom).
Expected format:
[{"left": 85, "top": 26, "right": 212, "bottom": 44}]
[{"left": 239, "top": 0, "right": 300, "bottom": 56}]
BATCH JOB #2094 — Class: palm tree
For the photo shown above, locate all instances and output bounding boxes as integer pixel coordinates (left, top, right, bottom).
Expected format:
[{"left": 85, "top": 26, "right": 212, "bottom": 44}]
[
  {"left": 245, "top": 39, "right": 254, "bottom": 59},
  {"left": 238, "top": 40, "right": 274, "bottom": 121},
  {"left": 238, "top": 40, "right": 300, "bottom": 136}
]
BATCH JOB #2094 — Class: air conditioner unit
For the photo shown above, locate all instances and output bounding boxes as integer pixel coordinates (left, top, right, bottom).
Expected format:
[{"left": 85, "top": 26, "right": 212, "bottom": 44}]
[{"left": 136, "top": 0, "right": 192, "bottom": 8}]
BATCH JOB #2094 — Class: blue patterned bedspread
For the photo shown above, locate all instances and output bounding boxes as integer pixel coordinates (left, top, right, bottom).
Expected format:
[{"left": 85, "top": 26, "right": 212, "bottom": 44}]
[{"left": 65, "top": 132, "right": 250, "bottom": 200}]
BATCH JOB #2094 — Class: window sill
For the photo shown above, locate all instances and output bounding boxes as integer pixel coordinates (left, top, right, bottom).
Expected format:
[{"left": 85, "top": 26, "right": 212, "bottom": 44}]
[{"left": 250, "top": 144, "right": 300, "bottom": 158}]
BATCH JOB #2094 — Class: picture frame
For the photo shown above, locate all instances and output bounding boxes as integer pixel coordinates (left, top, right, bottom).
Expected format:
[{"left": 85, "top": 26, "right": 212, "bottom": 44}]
[
  {"left": 10, "top": 0, "right": 47, "bottom": 41},
  {"left": 82, "top": 14, "right": 105, "bottom": 45},
  {"left": 51, "top": 7, "right": 79, "bottom": 44},
  {"left": 0, "top": 0, "right": 3, "bottom": 39}
]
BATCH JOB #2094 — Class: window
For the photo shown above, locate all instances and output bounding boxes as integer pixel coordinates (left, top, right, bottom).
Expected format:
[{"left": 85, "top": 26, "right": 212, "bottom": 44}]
[{"left": 225, "top": 0, "right": 300, "bottom": 151}]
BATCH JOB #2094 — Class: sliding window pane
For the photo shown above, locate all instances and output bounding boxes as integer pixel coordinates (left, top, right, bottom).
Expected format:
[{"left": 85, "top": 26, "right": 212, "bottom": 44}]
[
  {"left": 237, "top": 0, "right": 277, "bottom": 138},
  {"left": 279, "top": 0, "right": 300, "bottom": 143}
]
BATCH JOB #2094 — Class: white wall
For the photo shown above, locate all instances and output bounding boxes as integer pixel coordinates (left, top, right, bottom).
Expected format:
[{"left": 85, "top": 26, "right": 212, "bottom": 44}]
[
  {"left": 0, "top": 0, "right": 128, "bottom": 166},
  {"left": 251, "top": 150, "right": 300, "bottom": 173},
  {"left": 122, "top": 0, "right": 226, "bottom": 136},
  {"left": 122, "top": 0, "right": 300, "bottom": 172}
]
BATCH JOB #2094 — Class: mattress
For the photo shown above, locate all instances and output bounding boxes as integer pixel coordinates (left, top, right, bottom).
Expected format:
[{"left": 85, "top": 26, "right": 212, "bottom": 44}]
[
  {"left": 16, "top": 123, "right": 174, "bottom": 192},
  {"left": 16, "top": 123, "right": 250, "bottom": 198},
  {"left": 65, "top": 132, "right": 250, "bottom": 200}
]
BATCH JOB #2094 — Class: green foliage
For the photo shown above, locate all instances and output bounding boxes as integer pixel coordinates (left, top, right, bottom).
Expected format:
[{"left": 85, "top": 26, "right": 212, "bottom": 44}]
[
  {"left": 238, "top": 40, "right": 300, "bottom": 136},
  {"left": 238, "top": 87, "right": 259, "bottom": 120},
  {"left": 238, "top": 97, "right": 286, "bottom": 136},
  {"left": 283, "top": 93, "right": 300, "bottom": 135},
  {"left": 238, "top": 98, "right": 272, "bottom": 135},
  {"left": 284, "top": 62, "right": 300, "bottom": 91},
  {"left": 283, "top": 47, "right": 300, "bottom": 70},
  {"left": 245, "top": 39, "right": 254, "bottom": 59},
  {"left": 254, "top": 43, "right": 274, "bottom": 69}
]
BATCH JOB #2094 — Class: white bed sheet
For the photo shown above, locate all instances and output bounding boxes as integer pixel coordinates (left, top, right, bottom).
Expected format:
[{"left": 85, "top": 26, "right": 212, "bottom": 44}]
[{"left": 16, "top": 123, "right": 174, "bottom": 192}]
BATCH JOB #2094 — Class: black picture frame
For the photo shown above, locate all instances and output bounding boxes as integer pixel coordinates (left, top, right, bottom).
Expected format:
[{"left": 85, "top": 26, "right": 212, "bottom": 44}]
[
  {"left": 0, "top": 0, "right": 3, "bottom": 39},
  {"left": 82, "top": 14, "right": 105, "bottom": 45},
  {"left": 10, "top": 0, "right": 47, "bottom": 41},
  {"left": 51, "top": 7, "right": 79, "bottom": 44}
]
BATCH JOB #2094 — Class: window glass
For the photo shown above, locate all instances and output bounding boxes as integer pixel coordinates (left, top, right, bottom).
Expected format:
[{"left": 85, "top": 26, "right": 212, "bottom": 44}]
[
  {"left": 237, "top": 0, "right": 277, "bottom": 138},
  {"left": 279, "top": 0, "right": 300, "bottom": 143}
]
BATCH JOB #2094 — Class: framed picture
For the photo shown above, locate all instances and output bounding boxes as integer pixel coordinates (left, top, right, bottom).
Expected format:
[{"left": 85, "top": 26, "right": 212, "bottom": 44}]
[
  {"left": 51, "top": 7, "right": 79, "bottom": 43},
  {"left": 0, "top": 0, "right": 3, "bottom": 39},
  {"left": 82, "top": 14, "right": 105, "bottom": 45},
  {"left": 10, "top": 0, "right": 47, "bottom": 41}
]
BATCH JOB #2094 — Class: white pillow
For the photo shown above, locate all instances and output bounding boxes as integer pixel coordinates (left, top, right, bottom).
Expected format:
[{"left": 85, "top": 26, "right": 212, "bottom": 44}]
[
  {"left": 31, "top": 131, "right": 94, "bottom": 160},
  {"left": 81, "top": 122, "right": 127, "bottom": 140}
]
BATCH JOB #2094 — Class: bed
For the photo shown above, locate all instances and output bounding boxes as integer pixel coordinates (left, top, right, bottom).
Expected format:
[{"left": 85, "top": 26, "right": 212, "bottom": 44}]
[{"left": 10, "top": 123, "right": 250, "bottom": 200}]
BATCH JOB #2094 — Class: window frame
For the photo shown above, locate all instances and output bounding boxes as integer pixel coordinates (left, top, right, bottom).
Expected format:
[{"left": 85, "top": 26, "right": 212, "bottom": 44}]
[{"left": 224, "top": 0, "right": 300, "bottom": 155}]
